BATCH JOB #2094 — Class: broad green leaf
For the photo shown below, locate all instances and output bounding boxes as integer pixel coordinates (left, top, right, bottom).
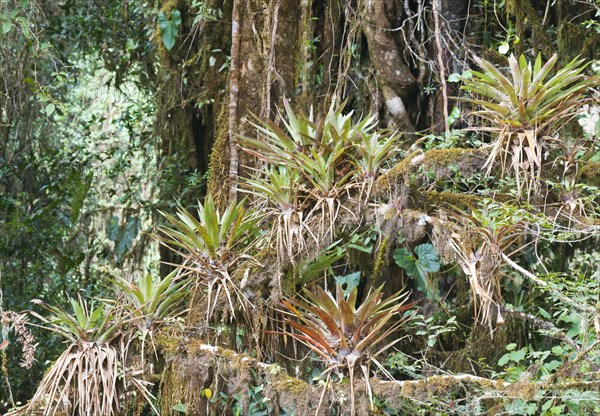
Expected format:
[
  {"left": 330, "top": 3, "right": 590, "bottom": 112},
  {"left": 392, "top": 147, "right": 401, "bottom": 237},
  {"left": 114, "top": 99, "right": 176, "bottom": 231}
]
[
  {"left": 105, "top": 215, "right": 120, "bottom": 241},
  {"left": 45, "top": 103, "right": 55, "bottom": 116},
  {"left": 448, "top": 73, "right": 461, "bottom": 83},
  {"left": 414, "top": 243, "right": 440, "bottom": 275},
  {"left": 2, "top": 21, "right": 12, "bottom": 34},
  {"left": 334, "top": 272, "right": 361, "bottom": 296},
  {"left": 116, "top": 216, "right": 140, "bottom": 261},
  {"left": 498, "top": 347, "right": 527, "bottom": 366},
  {"left": 158, "top": 10, "right": 181, "bottom": 51},
  {"left": 172, "top": 403, "right": 188, "bottom": 414},
  {"left": 393, "top": 247, "right": 419, "bottom": 279},
  {"left": 447, "top": 106, "right": 460, "bottom": 126},
  {"left": 394, "top": 244, "right": 440, "bottom": 299},
  {"left": 505, "top": 399, "right": 537, "bottom": 415}
]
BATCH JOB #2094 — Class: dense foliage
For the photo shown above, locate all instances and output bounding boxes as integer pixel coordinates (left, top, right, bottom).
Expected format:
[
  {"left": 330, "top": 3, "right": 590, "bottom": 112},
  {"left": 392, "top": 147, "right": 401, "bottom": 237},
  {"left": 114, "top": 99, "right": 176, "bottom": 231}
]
[{"left": 1, "top": 0, "right": 599, "bottom": 415}]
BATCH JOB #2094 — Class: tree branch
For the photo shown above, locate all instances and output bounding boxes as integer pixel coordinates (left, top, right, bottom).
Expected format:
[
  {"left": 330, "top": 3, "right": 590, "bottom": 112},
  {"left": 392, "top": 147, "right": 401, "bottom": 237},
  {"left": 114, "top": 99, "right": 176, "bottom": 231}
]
[
  {"left": 191, "top": 343, "right": 600, "bottom": 402},
  {"left": 501, "top": 252, "right": 595, "bottom": 314}
]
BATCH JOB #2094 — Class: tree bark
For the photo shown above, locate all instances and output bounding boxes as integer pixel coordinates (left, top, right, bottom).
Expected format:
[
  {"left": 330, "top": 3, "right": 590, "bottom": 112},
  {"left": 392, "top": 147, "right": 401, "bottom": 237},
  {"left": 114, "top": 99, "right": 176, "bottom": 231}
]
[
  {"left": 207, "top": 0, "right": 303, "bottom": 206},
  {"left": 362, "top": 0, "right": 417, "bottom": 132}
]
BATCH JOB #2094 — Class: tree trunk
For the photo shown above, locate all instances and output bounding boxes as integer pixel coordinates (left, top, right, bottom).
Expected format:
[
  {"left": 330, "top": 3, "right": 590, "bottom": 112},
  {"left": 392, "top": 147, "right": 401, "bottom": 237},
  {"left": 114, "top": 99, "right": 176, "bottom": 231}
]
[
  {"left": 362, "top": 0, "right": 417, "bottom": 132},
  {"left": 208, "top": 0, "right": 303, "bottom": 206}
]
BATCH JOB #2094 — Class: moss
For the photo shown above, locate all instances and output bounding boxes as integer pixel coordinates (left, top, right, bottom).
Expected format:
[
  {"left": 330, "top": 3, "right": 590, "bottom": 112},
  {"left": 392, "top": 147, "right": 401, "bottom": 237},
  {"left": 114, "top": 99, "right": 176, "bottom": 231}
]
[
  {"left": 422, "top": 148, "right": 486, "bottom": 169},
  {"left": 158, "top": 351, "right": 208, "bottom": 415},
  {"left": 155, "top": 0, "right": 232, "bottom": 218},
  {"left": 155, "top": 333, "right": 181, "bottom": 354},
  {"left": 505, "top": 381, "right": 540, "bottom": 401},
  {"left": 270, "top": 371, "right": 310, "bottom": 395},
  {"left": 159, "top": 339, "right": 261, "bottom": 415},
  {"left": 207, "top": 100, "right": 231, "bottom": 210},
  {"left": 374, "top": 150, "right": 421, "bottom": 195},
  {"left": 506, "top": 0, "right": 553, "bottom": 56},
  {"left": 558, "top": 21, "right": 600, "bottom": 62},
  {"left": 158, "top": 361, "right": 202, "bottom": 415},
  {"left": 375, "top": 148, "right": 489, "bottom": 198},
  {"left": 422, "top": 191, "right": 479, "bottom": 210},
  {"left": 370, "top": 236, "right": 387, "bottom": 281},
  {"left": 578, "top": 163, "right": 600, "bottom": 187},
  {"left": 424, "top": 375, "right": 460, "bottom": 394}
]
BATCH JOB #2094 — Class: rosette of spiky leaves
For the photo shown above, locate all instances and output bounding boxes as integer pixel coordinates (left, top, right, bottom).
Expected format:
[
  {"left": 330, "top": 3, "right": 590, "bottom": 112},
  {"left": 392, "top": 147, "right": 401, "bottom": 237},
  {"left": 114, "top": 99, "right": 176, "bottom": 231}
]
[
  {"left": 245, "top": 165, "right": 303, "bottom": 212},
  {"left": 244, "top": 165, "right": 311, "bottom": 262},
  {"left": 352, "top": 127, "right": 401, "bottom": 200},
  {"left": 241, "top": 99, "right": 358, "bottom": 196},
  {"left": 280, "top": 284, "right": 414, "bottom": 415},
  {"left": 25, "top": 296, "right": 155, "bottom": 416},
  {"left": 463, "top": 53, "right": 595, "bottom": 131},
  {"left": 286, "top": 241, "right": 345, "bottom": 288},
  {"left": 353, "top": 128, "right": 399, "bottom": 179},
  {"left": 112, "top": 270, "right": 188, "bottom": 330},
  {"left": 158, "top": 195, "right": 263, "bottom": 320},
  {"left": 461, "top": 53, "right": 598, "bottom": 197},
  {"left": 240, "top": 99, "right": 320, "bottom": 166},
  {"left": 548, "top": 178, "right": 600, "bottom": 221},
  {"left": 30, "top": 296, "right": 123, "bottom": 344},
  {"left": 281, "top": 284, "right": 413, "bottom": 366},
  {"left": 159, "top": 195, "right": 261, "bottom": 264},
  {"left": 241, "top": 100, "right": 383, "bottom": 246},
  {"left": 112, "top": 270, "right": 189, "bottom": 365}
]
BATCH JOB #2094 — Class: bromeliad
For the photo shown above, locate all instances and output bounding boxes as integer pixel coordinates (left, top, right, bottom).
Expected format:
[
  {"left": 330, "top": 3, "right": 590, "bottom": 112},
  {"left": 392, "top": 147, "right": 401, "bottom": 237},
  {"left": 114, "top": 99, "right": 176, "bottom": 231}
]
[{"left": 280, "top": 283, "right": 415, "bottom": 415}]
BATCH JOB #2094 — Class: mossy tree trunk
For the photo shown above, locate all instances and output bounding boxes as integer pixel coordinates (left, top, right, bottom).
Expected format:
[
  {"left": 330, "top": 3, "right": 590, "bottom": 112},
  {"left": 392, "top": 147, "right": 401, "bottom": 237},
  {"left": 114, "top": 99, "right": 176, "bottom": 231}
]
[
  {"left": 207, "top": 0, "right": 303, "bottom": 207},
  {"left": 153, "top": 1, "right": 600, "bottom": 414},
  {"left": 156, "top": 0, "right": 232, "bottom": 274}
]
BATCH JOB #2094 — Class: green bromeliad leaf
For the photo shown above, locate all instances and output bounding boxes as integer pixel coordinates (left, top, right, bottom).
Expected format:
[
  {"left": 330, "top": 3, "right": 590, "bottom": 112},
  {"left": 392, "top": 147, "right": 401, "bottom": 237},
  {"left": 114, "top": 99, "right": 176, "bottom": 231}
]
[{"left": 461, "top": 53, "right": 596, "bottom": 131}]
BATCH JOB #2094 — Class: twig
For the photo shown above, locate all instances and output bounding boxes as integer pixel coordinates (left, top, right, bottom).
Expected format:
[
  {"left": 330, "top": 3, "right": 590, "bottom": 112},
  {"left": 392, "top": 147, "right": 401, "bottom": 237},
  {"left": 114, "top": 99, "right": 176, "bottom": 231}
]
[
  {"left": 572, "top": 339, "right": 600, "bottom": 365},
  {"left": 261, "top": 0, "right": 280, "bottom": 121},
  {"left": 500, "top": 252, "right": 596, "bottom": 314}
]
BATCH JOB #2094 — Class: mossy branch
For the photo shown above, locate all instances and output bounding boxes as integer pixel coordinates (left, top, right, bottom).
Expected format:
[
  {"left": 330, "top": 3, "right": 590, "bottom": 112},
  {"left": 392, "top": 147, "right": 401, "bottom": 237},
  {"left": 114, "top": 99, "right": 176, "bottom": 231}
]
[{"left": 174, "top": 343, "right": 600, "bottom": 411}]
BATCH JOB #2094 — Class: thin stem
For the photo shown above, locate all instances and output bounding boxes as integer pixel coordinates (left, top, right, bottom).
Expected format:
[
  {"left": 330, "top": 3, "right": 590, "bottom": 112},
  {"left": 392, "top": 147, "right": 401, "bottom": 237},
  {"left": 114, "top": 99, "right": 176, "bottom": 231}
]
[
  {"left": 228, "top": 0, "right": 241, "bottom": 203},
  {"left": 432, "top": 0, "right": 449, "bottom": 133}
]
